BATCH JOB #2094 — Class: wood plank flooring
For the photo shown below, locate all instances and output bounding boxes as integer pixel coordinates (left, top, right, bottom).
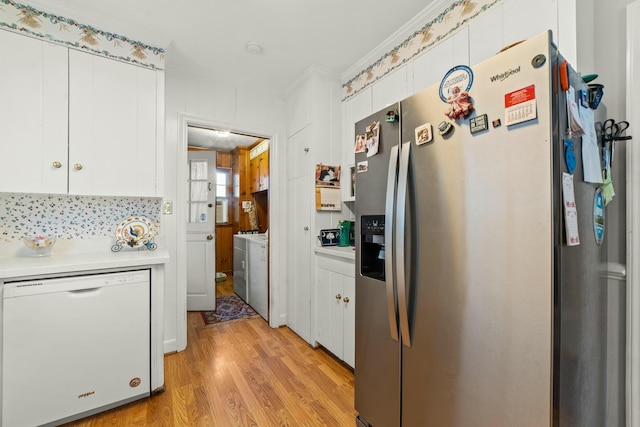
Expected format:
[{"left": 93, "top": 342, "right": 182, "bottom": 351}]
[{"left": 63, "top": 278, "right": 357, "bottom": 426}]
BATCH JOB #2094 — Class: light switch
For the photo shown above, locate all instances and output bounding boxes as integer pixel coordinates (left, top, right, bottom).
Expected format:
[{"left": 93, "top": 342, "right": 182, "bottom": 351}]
[{"left": 162, "top": 200, "right": 173, "bottom": 215}]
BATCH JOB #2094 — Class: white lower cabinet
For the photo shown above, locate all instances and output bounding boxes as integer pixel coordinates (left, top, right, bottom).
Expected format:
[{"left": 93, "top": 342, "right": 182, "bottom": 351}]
[{"left": 316, "top": 251, "right": 355, "bottom": 368}]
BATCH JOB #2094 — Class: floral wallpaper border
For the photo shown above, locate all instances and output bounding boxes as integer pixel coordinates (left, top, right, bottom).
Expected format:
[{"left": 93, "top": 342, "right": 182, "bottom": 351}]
[
  {"left": 0, "top": 0, "right": 164, "bottom": 70},
  {"left": 0, "top": 194, "right": 162, "bottom": 241},
  {"left": 342, "top": 0, "right": 501, "bottom": 101}
]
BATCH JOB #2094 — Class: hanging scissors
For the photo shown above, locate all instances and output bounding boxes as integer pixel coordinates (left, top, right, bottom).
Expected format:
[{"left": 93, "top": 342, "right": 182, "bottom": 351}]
[
  {"left": 602, "top": 119, "right": 630, "bottom": 141},
  {"left": 601, "top": 119, "right": 631, "bottom": 166}
]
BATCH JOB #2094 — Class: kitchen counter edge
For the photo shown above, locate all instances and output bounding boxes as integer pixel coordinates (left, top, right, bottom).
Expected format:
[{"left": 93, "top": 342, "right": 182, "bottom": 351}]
[
  {"left": 0, "top": 249, "right": 170, "bottom": 280},
  {"left": 314, "top": 246, "right": 355, "bottom": 260}
]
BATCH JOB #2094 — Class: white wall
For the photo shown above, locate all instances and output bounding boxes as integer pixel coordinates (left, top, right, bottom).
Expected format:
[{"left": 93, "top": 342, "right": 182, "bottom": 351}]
[{"left": 162, "top": 63, "right": 286, "bottom": 352}]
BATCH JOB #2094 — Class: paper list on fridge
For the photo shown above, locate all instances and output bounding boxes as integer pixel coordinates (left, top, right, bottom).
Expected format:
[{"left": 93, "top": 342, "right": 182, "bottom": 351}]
[
  {"left": 578, "top": 104, "right": 603, "bottom": 184},
  {"left": 562, "top": 172, "right": 580, "bottom": 246}
]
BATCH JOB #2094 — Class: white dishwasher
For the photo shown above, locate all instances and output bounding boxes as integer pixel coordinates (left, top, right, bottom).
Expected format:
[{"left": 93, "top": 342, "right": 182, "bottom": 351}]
[{"left": 2, "top": 270, "right": 151, "bottom": 427}]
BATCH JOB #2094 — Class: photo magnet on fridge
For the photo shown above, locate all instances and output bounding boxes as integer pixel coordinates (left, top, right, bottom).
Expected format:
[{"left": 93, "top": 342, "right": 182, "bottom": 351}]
[{"left": 415, "top": 123, "right": 433, "bottom": 146}]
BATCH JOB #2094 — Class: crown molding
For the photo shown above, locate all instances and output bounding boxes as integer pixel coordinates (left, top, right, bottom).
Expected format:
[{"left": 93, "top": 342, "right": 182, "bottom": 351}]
[
  {"left": 19, "top": 0, "right": 170, "bottom": 49},
  {"left": 341, "top": 0, "right": 453, "bottom": 83}
]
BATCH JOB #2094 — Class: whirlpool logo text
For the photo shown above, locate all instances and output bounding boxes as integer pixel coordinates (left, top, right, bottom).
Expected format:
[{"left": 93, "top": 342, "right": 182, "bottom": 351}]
[{"left": 490, "top": 66, "right": 521, "bottom": 82}]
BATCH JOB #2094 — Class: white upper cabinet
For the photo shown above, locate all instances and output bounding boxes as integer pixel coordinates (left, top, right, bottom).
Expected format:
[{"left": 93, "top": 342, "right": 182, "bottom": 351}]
[
  {"left": 0, "top": 29, "right": 161, "bottom": 197},
  {"left": 0, "top": 30, "right": 69, "bottom": 194},
  {"left": 69, "top": 51, "right": 158, "bottom": 197}
]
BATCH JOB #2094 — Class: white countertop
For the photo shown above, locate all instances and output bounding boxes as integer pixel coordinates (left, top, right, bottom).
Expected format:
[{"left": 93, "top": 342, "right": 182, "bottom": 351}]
[
  {"left": 0, "top": 249, "right": 170, "bottom": 280},
  {"left": 314, "top": 245, "right": 355, "bottom": 260}
]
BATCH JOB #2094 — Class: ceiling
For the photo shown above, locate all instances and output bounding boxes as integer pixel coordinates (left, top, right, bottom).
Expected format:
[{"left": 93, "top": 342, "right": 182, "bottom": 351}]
[
  {"left": 24, "top": 0, "right": 435, "bottom": 94},
  {"left": 187, "top": 126, "right": 262, "bottom": 151}
]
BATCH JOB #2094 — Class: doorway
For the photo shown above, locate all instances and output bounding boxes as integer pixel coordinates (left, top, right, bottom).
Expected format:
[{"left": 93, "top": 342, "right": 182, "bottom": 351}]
[{"left": 184, "top": 123, "right": 270, "bottom": 318}]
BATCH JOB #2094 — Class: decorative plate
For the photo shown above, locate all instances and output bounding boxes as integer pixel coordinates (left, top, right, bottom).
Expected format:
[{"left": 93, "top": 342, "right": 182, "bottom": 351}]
[{"left": 115, "top": 216, "right": 155, "bottom": 248}]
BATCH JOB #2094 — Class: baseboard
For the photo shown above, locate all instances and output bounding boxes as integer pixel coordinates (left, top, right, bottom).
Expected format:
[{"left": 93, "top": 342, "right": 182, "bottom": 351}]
[{"left": 164, "top": 338, "right": 177, "bottom": 354}]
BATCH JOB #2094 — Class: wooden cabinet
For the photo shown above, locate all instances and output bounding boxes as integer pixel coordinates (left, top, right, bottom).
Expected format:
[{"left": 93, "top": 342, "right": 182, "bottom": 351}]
[
  {"left": 0, "top": 30, "right": 161, "bottom": 197},
  {"left": 249, "top": 150, "right": 269, "bottom": 193},
  {"left": 215, "top": 224, "right": 233, "bottom": 274},
  {"left": 231, "top": 147, "right": 251, "bottom": 232},
  {"left": 316, "top": 251, "right": 355, "bottom": 367}
]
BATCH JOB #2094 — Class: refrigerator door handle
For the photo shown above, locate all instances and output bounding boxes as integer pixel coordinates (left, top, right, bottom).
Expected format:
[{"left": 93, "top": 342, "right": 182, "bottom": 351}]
[
  {"left": 396, "top": 141, "right": 412, "bottom": 348},
  {"left": 384, "top": 144, "right": 400, "bottom": 342}
]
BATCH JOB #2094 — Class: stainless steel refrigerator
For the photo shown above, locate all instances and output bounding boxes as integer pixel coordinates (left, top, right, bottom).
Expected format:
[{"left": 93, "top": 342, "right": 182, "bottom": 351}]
[{"left": 354, "top": 31, "right": 609, "bottom": 427}]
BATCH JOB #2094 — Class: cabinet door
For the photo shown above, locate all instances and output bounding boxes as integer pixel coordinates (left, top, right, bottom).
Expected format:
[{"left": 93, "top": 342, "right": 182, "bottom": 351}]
[
  {"left": 342, "top": 275, "right": 355, "bottom": 368},
  {"left": 249, "top": 158, "right": 259, "bottom": 193},
  {"left": 286, "top": 175, "right": 312, "bottom": 343},
  {"left": 0, "top": 30, "right": 68, "bottom": 194},
  {"left": 259, "top": 151, "right": 269, "bottom": 191},
  {"left": 68, "top": 50, "right": 158, "bottom": 197},
  {"left": 328, "top": 271, "right": 346, "bottom": 358},
  {"left": 316, "top": 265, "right": 344, "bottom": 357}
]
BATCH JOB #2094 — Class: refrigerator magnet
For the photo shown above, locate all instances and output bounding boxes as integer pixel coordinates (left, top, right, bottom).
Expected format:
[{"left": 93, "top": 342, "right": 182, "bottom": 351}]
[
  {"left": 357, "top": 160, "right": 369, "bottom": 173},
  {"left": 563, "top": 139, "right": 576, "bottom": 174},
  {"left": 593, "top": 188, "right": 605, "bottom": 245},
  {"left": 469, "top": 114, "right": 489, "bottom": 135},
  {"left": 440, "top": 65, "right": 474, "bottom": 120},
  {"left": 415, "top": 123, "right": 433, "bottom": 146},
  {"left": 437, "top": 121, "right": 453, "bottom": 136}
]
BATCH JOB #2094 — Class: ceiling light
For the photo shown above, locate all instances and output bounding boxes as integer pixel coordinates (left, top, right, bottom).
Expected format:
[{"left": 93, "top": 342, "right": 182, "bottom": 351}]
[
  {"left": 246, "top": 42, "right": 263, "bottom": 55},
  {"left": 215, "top": 130, "right": 230, "bottom": 138}
]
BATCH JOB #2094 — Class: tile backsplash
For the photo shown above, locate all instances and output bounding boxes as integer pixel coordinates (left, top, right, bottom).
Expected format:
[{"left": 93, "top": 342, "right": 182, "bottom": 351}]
[{"left": 0, "top": 194, "right": 162, "bottom": 241}]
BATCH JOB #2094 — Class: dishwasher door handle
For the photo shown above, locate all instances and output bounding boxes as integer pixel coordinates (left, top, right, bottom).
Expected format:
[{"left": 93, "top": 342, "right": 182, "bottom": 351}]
[{"left": 68, "top": 287, "right": 102, "bottom": 296}]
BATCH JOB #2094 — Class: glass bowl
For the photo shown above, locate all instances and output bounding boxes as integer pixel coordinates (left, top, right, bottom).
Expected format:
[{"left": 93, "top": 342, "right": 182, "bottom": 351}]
[{"left": 22, "top": 235, "right": 56, "bottom": 257}]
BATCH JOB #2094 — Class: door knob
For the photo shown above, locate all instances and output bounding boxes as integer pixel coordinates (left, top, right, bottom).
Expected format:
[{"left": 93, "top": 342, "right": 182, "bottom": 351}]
[
  {"left": 343, "top": 297, "right": 350, "bottom": 303},
  {"left": 335, "top": 294, "right": 342, "bottom": 300},
  {"left": 207, "top": 235, "right": 214, "bottom": 240}
]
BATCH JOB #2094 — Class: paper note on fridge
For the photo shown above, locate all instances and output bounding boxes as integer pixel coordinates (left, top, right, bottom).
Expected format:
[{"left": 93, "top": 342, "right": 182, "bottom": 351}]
[
  {"left": 562, "top": 172, "right": 581, "bottom": 246},
  {"left": 566, "top": 86, "right": 585, "bottom": 137},
  {"left": 578, "top": 104, "right": 603, "bottom": 184},
  {"left": 504, "top": 85, "right": 537, "bottom": 126}
]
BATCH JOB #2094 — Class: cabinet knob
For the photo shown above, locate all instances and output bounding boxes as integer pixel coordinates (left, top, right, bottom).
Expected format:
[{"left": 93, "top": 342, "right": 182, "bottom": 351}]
[
  {"left": 335, "top": 294, "right": 342, "bottom": 300},
  {"left": 303, "top": 226, "right": 309, "bottom": 231},
  {"left": 74, "top": 163, "right": 83, "bottom": 170},
  {"left": 304, "top": 147, "right": 309, "bottom": 153},
  {"left": 52, "top": 161, "right": 62, "bottom": 169},
  {"left": 343, "top": 297, "right": 350, "bottom": 303},
  {"left": 207, "top": 234, "right": 214, "bottom": 240}
]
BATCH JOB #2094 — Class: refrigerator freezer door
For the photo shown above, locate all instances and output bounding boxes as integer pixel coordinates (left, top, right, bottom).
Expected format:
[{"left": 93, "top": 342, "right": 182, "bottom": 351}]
[
  {"left": 400, "top": 32, "right": 554, "bottom": 426},
  {"left": 354, "top": 107, "right": 401, "bottom": 427},
  {"left": 555, "top": 59, "right": 607, "bottom": 427}
]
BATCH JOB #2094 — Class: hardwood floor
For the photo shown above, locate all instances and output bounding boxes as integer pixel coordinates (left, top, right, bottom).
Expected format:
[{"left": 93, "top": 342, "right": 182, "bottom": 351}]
[{"left": 63, "top": 278, "right": 357, "bottom": 426}]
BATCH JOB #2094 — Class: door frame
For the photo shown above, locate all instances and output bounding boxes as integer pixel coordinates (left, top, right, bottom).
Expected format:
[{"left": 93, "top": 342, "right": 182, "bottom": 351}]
[
  {"left": 176, "top": 113, "right": 283, "bottom": 349},
  {"left": 627, "top": 3, "right": 640, "bottom": 424}
]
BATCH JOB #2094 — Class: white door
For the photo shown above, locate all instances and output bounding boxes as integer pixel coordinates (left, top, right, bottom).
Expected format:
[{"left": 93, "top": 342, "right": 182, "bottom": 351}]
[{"left": 186, "top": 150, "right": 217, "bottom": 311}]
